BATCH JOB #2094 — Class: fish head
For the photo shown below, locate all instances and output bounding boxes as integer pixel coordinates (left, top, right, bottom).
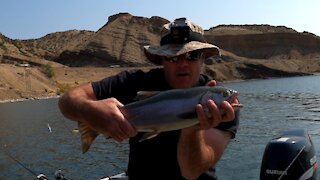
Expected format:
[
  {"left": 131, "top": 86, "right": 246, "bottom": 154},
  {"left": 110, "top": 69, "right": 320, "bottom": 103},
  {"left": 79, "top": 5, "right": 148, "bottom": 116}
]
[
  {"left": 223, "top": 88, "right": 239, "bottom": 102},
  {"left": 200, "top": 86, "right": 239, "bottom": 106},
  {"left": 199, "top": 86, "right": 241, "bottom": 117}
]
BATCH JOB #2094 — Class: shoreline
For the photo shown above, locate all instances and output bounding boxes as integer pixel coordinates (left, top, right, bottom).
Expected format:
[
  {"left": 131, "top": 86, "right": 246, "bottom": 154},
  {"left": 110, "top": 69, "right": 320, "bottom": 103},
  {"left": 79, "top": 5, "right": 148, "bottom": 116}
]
[
  {"left": 1, "top": 73, "right": 319, "bottom": 104},
  {"left": 0, "top": 95, "right": 60, "bottom": 104},
  {"left": 0, "top": 73, "right": 320, "bottom": 104}
]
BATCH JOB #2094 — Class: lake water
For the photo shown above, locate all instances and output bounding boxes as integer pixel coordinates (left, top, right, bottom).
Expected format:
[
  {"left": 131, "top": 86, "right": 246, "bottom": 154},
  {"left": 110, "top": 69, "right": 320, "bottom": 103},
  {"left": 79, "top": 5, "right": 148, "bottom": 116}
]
[{"left": 0, "top": 75, "right": 320, "bottom": 180}]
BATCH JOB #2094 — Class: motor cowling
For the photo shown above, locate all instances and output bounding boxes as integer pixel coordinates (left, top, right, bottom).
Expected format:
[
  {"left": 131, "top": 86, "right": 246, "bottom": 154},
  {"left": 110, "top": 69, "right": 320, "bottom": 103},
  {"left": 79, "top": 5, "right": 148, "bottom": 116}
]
[{"left": 260, "top": 129, "right": 318, "bottom": 180}]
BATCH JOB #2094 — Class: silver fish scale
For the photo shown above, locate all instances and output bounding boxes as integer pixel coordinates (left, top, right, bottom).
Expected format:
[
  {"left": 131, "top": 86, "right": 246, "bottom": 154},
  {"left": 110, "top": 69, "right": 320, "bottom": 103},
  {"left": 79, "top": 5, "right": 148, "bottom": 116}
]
[
  {"left": 120, "top": 86, "right": 238, "bottom": 133},
  {"left": 79, "top": 86, "right": 240, "bottom": 153}
]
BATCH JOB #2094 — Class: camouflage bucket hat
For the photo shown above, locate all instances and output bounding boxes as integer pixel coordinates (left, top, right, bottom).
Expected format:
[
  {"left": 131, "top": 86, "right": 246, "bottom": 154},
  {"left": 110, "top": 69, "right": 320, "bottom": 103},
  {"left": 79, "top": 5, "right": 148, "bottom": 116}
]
[{"left": 144, "top": 18, "right": 220, "bottom": 65}]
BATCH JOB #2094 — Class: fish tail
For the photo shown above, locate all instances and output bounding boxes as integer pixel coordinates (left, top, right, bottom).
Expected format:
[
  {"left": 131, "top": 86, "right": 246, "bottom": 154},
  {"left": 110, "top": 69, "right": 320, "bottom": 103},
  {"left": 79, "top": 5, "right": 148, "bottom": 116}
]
[{"left": 78, "top": 122, "right": 99, "bottom": 153}]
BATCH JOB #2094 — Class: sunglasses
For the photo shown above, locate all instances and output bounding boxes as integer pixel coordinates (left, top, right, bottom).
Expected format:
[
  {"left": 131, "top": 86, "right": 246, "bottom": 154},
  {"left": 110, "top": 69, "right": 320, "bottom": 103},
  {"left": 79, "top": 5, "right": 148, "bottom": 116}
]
[{"left": 161, "top": 50, "right": 204, "bottom": 63}]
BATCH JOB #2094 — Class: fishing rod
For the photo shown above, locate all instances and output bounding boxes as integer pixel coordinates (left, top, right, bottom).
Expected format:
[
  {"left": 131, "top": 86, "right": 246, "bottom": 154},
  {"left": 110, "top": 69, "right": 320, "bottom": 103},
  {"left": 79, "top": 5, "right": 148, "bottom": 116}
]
[
  {"left": 5, "top": 148, "right": 127, "bottom": 180},
  {"left": 3, "top": 145, "right": 69, "bottom": 180},
  {"left": 5, "top": 151, "right": 49, "bottom": 180},
  {"left": 4, "top": 145, "right": 126, "bottom": 180}
]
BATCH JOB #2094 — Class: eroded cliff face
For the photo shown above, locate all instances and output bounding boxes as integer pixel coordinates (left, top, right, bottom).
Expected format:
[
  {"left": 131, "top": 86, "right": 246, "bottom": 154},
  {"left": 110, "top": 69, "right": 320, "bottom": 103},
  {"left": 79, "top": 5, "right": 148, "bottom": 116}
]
[
  {"left": 56, "top": 13, "right": 168, "bottom": 67},
  {"left": 1, "top": 13, "right": 320, "bottom": 100},
  {"left": 52, "top": 19, "right": 320, "bottom": 68},
  {"left": 205, "top": 32, "right": 320, "bottom": 60},
  {"left": 22, "top": 30, "right": 95, "bottom": 60},
  {"left": 1, "top": 13, "right": 320, "bottom": 80}
]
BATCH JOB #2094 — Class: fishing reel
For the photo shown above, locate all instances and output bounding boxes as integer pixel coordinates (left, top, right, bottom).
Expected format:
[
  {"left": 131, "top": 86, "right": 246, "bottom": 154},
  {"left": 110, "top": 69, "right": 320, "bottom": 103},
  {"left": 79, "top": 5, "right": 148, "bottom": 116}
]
[
  {"left": 36, "top": 170, "right": 66, "bottom": 180},
  {"left": 54, "top": 170, "right": 67, "bottom": 180},
  {"left": 37, "top": 174, "right": 48, "bottom": 180}
]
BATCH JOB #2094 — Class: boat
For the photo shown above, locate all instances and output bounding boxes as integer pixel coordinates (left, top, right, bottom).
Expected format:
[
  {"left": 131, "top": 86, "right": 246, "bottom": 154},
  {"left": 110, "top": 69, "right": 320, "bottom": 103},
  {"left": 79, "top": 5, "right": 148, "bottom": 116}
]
[
  {"left": 104, "top": 128, "right": 319, "bottom": 180},
  {"left": 100, "top": 172, "right": 128, "bottom": 180},
  {"left": 260, "top": 128, "right": 318, "bottom": 179},
  {"left": 9, "top": 128, "right": 318, "bottom": 180},
  {"left": 102, "top": 128, "right": 318, "bottom": 180}
]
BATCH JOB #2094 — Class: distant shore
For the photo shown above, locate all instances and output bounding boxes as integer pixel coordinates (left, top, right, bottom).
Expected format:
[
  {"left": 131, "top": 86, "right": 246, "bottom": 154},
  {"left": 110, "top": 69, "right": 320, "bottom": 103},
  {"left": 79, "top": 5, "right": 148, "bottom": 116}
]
[
  {"left": 2, "top": 73, "right": 319, "bottom": 104},
  {"left": 0, "top": 95, "right": 60, "bottom": 104}
]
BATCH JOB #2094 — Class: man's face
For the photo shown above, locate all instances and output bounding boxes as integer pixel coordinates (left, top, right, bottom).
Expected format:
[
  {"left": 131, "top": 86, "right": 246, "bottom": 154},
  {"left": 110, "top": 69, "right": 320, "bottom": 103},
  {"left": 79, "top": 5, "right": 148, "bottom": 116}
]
[{"left": 162, "top": 50, "right": 204, "bottom": 89}]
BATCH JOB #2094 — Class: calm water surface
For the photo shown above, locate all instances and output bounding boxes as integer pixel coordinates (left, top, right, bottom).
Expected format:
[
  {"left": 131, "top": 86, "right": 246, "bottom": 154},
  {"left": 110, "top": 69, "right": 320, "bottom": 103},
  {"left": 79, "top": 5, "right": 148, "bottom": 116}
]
[{"left": 0, "top": 75, "right": 320, "bottom": 179}]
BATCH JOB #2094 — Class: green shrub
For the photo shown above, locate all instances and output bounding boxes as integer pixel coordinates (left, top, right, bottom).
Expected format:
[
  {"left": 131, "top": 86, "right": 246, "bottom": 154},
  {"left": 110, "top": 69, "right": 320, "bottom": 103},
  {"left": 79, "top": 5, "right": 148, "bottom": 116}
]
[
  {"left": 42, "top": 63, "right": 54, "bottom": 78},
  {"left": 56, "top": 83, "right": 70, "bottom": 95}
]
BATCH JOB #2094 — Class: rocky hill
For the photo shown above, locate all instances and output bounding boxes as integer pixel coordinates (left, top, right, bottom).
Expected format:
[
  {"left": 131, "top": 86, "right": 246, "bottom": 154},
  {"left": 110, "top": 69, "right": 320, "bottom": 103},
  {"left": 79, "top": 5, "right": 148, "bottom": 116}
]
[
  {"left": 55, "top": 13, "right": 168, "bottom": 67},
  {"left": 206, "top": 25, "right": 320, "bottom": 60},
  {"left": 1, "top": 12, "right": 320, "bottom": 100},
  {"left": 21, "top": 30, "right": 94, "bottom": 61}
]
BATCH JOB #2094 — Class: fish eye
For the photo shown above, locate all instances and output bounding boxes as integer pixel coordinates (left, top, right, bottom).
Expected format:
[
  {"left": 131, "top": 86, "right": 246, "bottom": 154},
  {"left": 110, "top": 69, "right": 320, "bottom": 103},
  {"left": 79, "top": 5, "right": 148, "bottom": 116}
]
[{"left": 223, "top": 90, "right": 231, "bottom": 97}]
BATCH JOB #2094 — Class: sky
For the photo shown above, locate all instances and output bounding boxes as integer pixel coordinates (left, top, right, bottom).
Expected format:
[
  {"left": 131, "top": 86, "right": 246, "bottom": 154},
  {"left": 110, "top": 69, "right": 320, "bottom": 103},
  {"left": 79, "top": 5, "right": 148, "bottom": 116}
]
[{"left": 1, "top": 0, "right": 320, "bottom": 40}]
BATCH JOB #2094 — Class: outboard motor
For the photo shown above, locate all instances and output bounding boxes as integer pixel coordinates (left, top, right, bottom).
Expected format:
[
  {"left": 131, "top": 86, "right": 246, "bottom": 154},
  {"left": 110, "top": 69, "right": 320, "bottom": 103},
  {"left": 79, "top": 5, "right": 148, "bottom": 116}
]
[{"left": 260, "top": 129, "right": 318, "bottom": 180}]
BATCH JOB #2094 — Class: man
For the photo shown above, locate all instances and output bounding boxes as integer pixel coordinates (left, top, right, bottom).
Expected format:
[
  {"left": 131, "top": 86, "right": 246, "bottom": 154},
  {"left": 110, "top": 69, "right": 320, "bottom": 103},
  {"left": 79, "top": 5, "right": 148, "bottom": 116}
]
[{"left": 59, "top": 18, "right": 239, "bottom": 180}]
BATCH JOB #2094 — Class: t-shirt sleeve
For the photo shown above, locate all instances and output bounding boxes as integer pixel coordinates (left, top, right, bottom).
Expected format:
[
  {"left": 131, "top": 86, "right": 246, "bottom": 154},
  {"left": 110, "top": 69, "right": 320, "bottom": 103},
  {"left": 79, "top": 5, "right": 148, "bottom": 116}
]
[{"left": 91, "top": 70, "right": 141, "bottom": 103}]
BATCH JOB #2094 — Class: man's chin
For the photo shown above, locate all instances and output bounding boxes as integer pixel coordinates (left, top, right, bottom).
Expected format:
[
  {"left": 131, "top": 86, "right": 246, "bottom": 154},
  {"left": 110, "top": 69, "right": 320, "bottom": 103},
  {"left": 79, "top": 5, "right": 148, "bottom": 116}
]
[
  {"left": 172, "top": 81, "right": 193, "bottom": 89},
  {"left": 169, "top": 75, "right": 196, "bottom": 88}
]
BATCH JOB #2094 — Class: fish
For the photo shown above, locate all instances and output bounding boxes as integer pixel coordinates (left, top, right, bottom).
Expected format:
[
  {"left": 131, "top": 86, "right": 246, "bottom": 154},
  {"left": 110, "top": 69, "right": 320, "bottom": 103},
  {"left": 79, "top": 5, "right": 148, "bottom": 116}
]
[{"left": 79, "top": 86, "right": 242, "bottom": 153}]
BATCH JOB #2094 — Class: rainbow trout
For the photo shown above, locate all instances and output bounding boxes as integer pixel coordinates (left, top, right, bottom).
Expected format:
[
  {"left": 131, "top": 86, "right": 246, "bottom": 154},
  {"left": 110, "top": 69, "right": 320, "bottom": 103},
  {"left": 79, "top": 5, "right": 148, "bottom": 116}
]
[{"left": 79, "top": 86, "right": 242, "bottom": 153}]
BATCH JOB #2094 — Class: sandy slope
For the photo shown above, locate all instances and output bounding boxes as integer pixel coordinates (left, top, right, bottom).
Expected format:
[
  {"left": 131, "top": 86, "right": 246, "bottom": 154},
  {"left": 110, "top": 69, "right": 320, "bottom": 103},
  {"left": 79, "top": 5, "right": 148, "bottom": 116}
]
[
  {"left": 1, "top": 58, "right": 319, "bottom": 102},
  {"left": 0, "top": 64, "right": 155, "bottom": 101},
  {"left": 0, "top": 64, "right": 57, "bottom": 101}
]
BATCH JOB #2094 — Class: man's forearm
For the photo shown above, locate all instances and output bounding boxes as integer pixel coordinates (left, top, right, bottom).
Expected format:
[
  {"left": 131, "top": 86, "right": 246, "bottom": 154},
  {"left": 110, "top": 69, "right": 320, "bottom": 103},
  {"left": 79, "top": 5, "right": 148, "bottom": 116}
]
[
  {"left": 58, "top": 83, "right": 96, "bottom": 122},
  {"left": 178, "top": 128, "right": 215, "bottom": 179}
]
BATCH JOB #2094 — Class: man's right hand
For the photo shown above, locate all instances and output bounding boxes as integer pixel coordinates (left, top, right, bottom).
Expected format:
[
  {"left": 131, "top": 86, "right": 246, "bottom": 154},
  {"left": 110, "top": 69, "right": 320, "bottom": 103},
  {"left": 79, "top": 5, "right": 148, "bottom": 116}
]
[
  {"left": 59, "top": 83, "right": 137, "bottom": 142},
  {"left": 85, "top": 98, "right": 138, "bottom": 142}
]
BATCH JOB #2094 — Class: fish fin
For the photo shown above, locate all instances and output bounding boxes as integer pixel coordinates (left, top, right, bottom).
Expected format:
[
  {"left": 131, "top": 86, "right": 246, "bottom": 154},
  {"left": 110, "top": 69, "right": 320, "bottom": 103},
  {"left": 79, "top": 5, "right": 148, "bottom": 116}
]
[
  {"left": 219, "top": 104, "right": 243, "bottom": 116},
  {"left": 134, "top": 91, "right": 160, "bottom": 101},
  {"left": 232, "top": 103, "right": 243, "bottom": 111},
  {"left": 78, "top": 122, "right": 99, "bottom": 154},
  {"left": 139, "top": 132, "right": 160, "bottom": 142}
]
